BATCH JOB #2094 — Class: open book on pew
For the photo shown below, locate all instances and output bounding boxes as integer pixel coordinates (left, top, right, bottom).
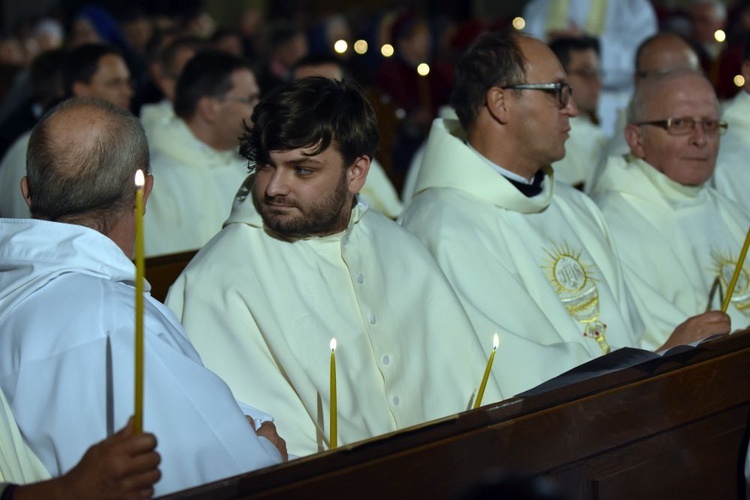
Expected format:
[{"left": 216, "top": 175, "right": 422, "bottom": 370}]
[{"left": 518, "top": 334, "right": 726, "bottom": 398}]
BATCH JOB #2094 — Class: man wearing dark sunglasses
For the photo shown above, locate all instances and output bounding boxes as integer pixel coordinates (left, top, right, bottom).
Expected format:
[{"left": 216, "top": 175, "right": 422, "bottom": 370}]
[{"left": 592, "top": 70, "right": 748, "bottom": 349}]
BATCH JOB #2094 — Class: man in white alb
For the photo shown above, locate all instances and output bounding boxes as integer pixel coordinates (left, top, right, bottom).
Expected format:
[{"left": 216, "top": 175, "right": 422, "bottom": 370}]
[
  {"left": 593, "top": 70, "right": 749, "bottom": 349},
  {"left": 167, "top": 77, "right": 500, "bottom": 457},
  {"left": 401, "top": 31, "right": 729, "bottom": 397}
]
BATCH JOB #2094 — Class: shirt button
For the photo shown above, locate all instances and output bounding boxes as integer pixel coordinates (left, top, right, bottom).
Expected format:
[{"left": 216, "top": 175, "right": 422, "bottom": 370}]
[
  {"left": 382, "top": 355, "right": 390, "bottom": 365},
  {"left": 369, "top": 314, "right": 377, "bottom": 324},
  {"left": 392, "top": 396, "right": 400, "bottom": 406},
  {"left": 357, "top": 273, "right": 364, "bottom": 284}
]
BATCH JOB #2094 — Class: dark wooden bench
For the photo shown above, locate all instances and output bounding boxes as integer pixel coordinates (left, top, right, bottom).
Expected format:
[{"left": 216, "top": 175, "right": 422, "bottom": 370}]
[
  {"left": 145, "top": 250, "right": 198, "bottom": 303},
  {"left": 162, "top": 330, "right": 750, "bottom": 499}
]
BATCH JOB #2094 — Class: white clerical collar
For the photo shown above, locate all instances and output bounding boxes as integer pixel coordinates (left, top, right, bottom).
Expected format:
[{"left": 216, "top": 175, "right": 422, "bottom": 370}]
[{"left": 465, "top": 141, "right": 535, "bottom": 185}]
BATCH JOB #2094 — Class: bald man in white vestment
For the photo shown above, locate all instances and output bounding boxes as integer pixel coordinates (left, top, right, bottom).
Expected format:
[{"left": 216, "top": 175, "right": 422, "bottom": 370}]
[
  {"left": 593, "top": 71, "right": 748, "bottom": 349},
  {"left": 587, "top": 33, "right": 702, "bottom": 194},
  {"left": 401, "top": 32, "right": 729, "bottom": 397},
  {"left": 0, "top": 97, "right": 284, "bottom": 497}
]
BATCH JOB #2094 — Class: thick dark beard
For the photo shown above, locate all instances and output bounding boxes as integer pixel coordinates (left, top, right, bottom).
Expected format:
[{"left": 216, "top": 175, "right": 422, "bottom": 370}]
[{"left": 253, "top": 169, "right": 351, "bottom": 238}]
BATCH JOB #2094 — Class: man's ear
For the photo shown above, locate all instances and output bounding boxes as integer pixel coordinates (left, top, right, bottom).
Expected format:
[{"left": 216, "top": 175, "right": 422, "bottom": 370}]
[
  {"left": 197, "top": 95, "right": 219, "bottom": 123},
  {"left": 485, "top": 86, "right": 511, "bottom": 124},
  {"left": 20, "top": 176, "right": 31, "bottom": 208},
  {"left": 625, "top": 124, "right": 645, "bottom": 158},
  {"left": 71, "top": 81, "right": 89, "bottom": 98},
  {"left": 347, "top": 155, "right": 371, "bottom": 195},
  {"left": 141, "top": 172, "right": 155, "bottom": 212}
]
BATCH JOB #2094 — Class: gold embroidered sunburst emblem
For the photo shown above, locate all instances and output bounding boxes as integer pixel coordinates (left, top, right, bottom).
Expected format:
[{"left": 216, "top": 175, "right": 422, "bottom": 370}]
[
  {"left": 542, "top": 243, "right": 610, "bottom": 355},
  {"left": 710, "top": 249, "right": 750, "bottom": 315}
]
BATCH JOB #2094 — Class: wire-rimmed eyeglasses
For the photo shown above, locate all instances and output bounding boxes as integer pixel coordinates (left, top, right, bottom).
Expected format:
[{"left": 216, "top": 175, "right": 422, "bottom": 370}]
[{"left": 635, "top": 117, "right": 728, "bottom": 136}]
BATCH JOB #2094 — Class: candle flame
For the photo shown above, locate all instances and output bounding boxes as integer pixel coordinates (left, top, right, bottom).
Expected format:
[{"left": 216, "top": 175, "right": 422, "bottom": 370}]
[
  {"left": 134, "top": 169, "right": 145, "bottom": 189},
  {"left": 330, "top": 338, "right": 337, "bottom": 351},
  {"left": 492, "top": 333, "right": 499, "bottom": 350},
  {"left": 417, "top": 63, "right": 430, "bottom": 76}
]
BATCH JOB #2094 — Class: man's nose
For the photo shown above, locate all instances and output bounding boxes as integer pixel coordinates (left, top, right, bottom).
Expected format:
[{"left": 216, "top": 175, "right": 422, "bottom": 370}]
[
  {"left": 565, "top": 95, "right": 579, "bottom": 118},
  {"left": 265, "top": 169, "right": 291, "bottom": 197}
]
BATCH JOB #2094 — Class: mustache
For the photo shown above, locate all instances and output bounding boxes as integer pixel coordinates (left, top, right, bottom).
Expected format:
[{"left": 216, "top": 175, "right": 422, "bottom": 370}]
[{"left": 263, "top": 196, "right": 299, "bottom": 209}]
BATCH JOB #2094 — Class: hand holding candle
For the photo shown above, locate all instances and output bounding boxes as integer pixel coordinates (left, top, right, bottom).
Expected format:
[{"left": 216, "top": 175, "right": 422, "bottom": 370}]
[
  {"left": 721, "top": 226, "right": 750, "bottom": 313},
  {"left": 329, "top": 338, "right": 337, "bottom": 449},
  {"left": 474, "top": 333, "right": 499, "bottom": 409},
  {"left": 134, "top": 170, "right": 145, "bottom": 433}
]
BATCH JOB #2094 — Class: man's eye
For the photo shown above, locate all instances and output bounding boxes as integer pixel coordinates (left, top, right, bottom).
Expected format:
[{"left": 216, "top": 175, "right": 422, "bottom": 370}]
[{"left": 296, "top": 168, "right": 312, "bottom": 175}]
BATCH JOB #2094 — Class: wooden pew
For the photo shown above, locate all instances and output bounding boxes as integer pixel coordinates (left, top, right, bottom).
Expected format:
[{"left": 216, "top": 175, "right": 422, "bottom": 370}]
[
  {"left": 162, "top": 331, "right": 750, "bottom": 499},
  {"left": 145, "top": 250, "right": 197, "bottom": 303}
]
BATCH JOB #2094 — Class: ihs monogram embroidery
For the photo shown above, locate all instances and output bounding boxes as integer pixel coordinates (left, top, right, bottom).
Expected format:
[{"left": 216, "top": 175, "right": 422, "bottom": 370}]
[
  {"left": 543, "top": 243, "right": 610, "bottom": 355},
  {"left": 711, "top": 249, "right": 750, "bottom": 315}
]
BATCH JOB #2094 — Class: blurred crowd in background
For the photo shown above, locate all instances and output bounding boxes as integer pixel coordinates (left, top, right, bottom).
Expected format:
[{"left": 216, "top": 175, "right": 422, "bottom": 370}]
[{"left": 0, "top": 0, "right": 749, "bottom": 191}]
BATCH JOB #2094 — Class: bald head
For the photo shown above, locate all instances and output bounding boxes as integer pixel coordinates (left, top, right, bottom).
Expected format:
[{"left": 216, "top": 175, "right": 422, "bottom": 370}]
[
  {"left": 628, "top": 70, "right": 719, "bottom": 124},
  {"left": 635, "top": 33, "right": 701, "bottom": 83},
  {"left": 25, "top": 97, "right": 149, "bottom": 233}
]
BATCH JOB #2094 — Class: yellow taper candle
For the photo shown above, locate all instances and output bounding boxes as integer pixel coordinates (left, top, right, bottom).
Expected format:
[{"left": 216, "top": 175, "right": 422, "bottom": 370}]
[
  {"left": 721, "top": 226, "right": 750, "bottom": 313},
  {"left": 134, "top": 170, "right": 145, "bottom": 433},
  {"left": 329, "top": 338, "right": 337, "bottom": 449},
  {"left": 474, "top": 333, "right": 499, "bottom": 409}
]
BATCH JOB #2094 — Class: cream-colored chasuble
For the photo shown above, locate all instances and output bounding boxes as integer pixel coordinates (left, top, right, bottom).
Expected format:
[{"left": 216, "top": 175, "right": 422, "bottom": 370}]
[
  {"left": 401, "top": 119, "right": 643, "bottom": 396},
  {"left": 167, "top": 180, "right": 499, "bottom": 457},
  {"left": 594, "top": 155, "right": 750, "bottom": 349},
  {"left": 0, "top": 389, "right": 49, "bottom": 484}
]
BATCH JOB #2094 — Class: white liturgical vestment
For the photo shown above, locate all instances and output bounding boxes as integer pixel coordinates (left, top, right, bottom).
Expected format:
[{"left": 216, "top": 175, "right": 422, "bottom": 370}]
[
  {"left": 552, "top": 115, "right": 608, "bottom": 188},
  {"left": 714, "top": 91, "right": 750, "bottom": 216},
  {"left": 140, "top": 99, "right": 174, "bottom": 145},
  {"left": 358, "top": 158, "right": 402, "bottom": 219},
  {"left": 0, "top": 219, "right": 282, "bottom": 495},
  {"left": 145, "top": 118, "right": 249, "bottom": 257},
  {"left": 401, "top": 119, "right": 644, "bottom": 396},
  {"left": 167, "top": 179, "right": 499, "bottom": 457},
  {"left": 593, "top": 156, "right": 750, "bottom": 349},
  {"left": 0, "top": 389, "right": 49, "bottom": 484},
  {"left": 0, "top": 131, "right": 30, "bottom": 219}
]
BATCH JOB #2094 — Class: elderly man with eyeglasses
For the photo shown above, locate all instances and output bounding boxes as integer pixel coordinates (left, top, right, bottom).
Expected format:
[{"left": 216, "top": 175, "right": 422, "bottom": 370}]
[
  {"left": 400, "top": 31, "right": 729, "bottom": 397},
  {"left": 590, "top": 70, "right": 749, "bottom": 349}
]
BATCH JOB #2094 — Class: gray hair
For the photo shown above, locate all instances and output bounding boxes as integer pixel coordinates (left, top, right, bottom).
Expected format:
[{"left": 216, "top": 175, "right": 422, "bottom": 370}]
[
  {"left": 26, "top": 97, "right": 150, "bottom": 234},
  {"left": 627, "top": 69, "right": 718, "bottom": 124}
]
